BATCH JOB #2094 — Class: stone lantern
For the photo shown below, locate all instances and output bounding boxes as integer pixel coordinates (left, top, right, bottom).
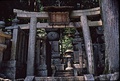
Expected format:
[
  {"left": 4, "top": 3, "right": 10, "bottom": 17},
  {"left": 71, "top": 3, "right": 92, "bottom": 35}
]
[{"left": 63, "top": 49, "right": 74, "bottom": 70}]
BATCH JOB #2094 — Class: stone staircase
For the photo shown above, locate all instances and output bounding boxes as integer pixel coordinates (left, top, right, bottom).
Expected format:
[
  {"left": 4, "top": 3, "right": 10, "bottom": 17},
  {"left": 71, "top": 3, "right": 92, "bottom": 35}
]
[
  {"left": 54, "top": 70, "right": 74, "bottom": 77},
  {"left": 34, "top": 70, "right": 84, "bottom": 81},
  {"left": 34, "top": 76, "right": 84, "bottom": 81}
]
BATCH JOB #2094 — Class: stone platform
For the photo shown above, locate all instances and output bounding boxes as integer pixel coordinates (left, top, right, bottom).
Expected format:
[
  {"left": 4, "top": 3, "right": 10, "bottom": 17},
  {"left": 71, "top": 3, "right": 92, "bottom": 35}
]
[{"left": 35, "top": 76, "right": 84, "bottom": 81}]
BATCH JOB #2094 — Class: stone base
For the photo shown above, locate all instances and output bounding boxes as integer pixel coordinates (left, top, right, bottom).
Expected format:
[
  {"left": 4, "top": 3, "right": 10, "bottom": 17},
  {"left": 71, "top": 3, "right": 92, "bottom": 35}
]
[
  {"left": 1, "top": 60, "right": 16, "bottom": 80},
  {"left": 37, "top": 65, "right": 47, "bottom": 76},
  {"left": 37, "top": 65, "right": 47, "bottom": 70},
  {"left": 35, "top": 76, "right": 84, "bottom": 81},
  {"left": 37, "top": 70, "right": 47, "bottom": 77},
  {"left": 84, "top": 74, "right": 94, "bottom": 80},
  {"left": 55, "top": 64, "right": 65, "bottom": 70},
  {"left": 65, "top": 66, "right": 73, "bottom": 70}
]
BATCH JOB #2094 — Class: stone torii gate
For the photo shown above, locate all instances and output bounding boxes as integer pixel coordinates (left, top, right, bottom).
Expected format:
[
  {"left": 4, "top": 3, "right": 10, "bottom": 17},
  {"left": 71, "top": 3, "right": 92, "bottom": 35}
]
[{"left": 7, "top": 7, "right": 102, "bottom": 76}]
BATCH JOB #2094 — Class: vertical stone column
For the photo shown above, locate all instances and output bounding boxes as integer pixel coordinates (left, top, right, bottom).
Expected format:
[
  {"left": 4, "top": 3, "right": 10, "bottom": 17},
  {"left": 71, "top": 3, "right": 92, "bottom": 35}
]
[
  {"left": 37, "top": 39, "right": 47, "bottom": 76},
  {"left": 50, "top": 41, "right": 61, "bottom": 76},
  {"left": 11, "top": 29, "right": 18, "bottom": 60},
  {"left": 80, "top": 15, "right": 94, "bottom": 74},
  {"left": 73, "top": 30, "right": 83, "bottom": 74},
  {"left": 9, "top": 18, "right": 19, "bottom": 80},
  {"left": 73, "top": 30, "right": 82, "bottom": 63},
  {"left": 51, "top": 41, "right": 61, "bottom": 66},
  {"left": 27, "top": 16, "right": 37, "bottom": 76}
]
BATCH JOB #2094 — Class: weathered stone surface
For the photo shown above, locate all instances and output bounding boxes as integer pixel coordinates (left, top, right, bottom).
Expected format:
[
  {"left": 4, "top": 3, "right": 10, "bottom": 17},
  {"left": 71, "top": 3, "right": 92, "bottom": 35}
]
[
  {"left": 24, "top": 76, "right": 34, "bottom": 81},
  {"left": 106, "top": 74, "right": 113, "bottom": 80},
  {"left": 14, "top": 7, "right": 100, "bottom": 18},
  {"left": 5, "top": 21, "right": 102, "bottom": 29},
  {"left": 36, "top": 65, "right": 47, "bottom": 76},
  {"left": 99, "top": 75, "right": 107, "bottom": 80},
  {"left": 27, "top": 16, "right": 37, "bottom": 76},
  {"left": 81, "top": 15, "right": 94, "bottom": 74},
  {"left": 55, "top": 64, "right": 65, "bottom": 70},
  {"left": 98, "top": 72, "right": 119, "bottom": 81},
  {"left": 2, "top": 60, "right": 16, "bottom": 80},
  {"left": 10, "top": 28, "right": 18, "bottom": 60},
  {"left": 37, "top": 65, "right": 47, "bottom": 70},
  {"left": 110, "top": 72, "right": 119, "bottom": 81},
  {"left": 35, "top": 76, "right": 84, "bottom": 81},
  {"left": 37, "top": 70, "right": 47, "bottom": 77},
  {"left": 84, "top": 74, "right": 94, "bottom": 81}
]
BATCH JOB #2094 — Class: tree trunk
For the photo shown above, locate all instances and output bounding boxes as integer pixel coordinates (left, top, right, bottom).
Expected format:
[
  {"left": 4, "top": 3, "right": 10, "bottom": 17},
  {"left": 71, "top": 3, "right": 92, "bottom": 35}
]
[{"left": 100, "top": 0, "right": 119, "bottom": 73}]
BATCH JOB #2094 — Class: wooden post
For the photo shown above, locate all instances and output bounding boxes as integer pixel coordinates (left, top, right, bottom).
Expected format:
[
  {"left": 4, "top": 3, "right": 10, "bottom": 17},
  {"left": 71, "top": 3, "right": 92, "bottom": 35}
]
[
  {"left": 80, "top": 15, "right": 94, "bottom": 74},
  {"left": 27, "top": 16, "right": 37, "bottom": 76}
]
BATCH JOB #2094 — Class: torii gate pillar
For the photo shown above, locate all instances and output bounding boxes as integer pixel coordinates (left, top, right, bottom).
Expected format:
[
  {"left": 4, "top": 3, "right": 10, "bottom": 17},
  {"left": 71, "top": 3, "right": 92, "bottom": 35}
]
[
  {"left": 27, "top": 16, "right": 37, "bottom": 76},
  {"left": 80, "top": 15, "right": 94, "bottom": 74}
]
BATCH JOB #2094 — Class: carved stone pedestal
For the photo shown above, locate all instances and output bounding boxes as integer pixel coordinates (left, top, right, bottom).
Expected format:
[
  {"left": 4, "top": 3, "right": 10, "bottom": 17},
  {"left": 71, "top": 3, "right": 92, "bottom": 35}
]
[
  {"left": 50, "top": 41, "right": 61, "bottom": 74},
  {"left": 37, "top": 65, "right": 47, "bottom": 77},
  {"left": 65, "top": 60, "right": 73, "bottom": 70}
]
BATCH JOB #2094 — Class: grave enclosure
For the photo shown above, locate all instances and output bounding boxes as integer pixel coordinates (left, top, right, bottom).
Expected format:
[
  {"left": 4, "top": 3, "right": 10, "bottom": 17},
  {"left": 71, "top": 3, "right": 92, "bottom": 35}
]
[{"left": 0, "top": 2, "right": 119, "bottom": 81}]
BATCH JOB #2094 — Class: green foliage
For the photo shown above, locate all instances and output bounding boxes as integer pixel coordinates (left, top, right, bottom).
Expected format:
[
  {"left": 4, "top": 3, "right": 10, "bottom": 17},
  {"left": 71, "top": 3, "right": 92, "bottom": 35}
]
[
  {"left": 37, "top": 28, "right": 46, "bottom": 38},
  {"left": 61, "top": 28, "right": 76, "bottom": 53},
  {"left": 36, "top": 0, "right": 43, "bottom": 11}
]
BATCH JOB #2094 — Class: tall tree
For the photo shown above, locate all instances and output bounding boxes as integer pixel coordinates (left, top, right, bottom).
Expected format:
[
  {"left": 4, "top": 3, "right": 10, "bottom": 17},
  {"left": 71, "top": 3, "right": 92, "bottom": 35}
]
[{"left": 100, "top": 0, "right": 119, "bottom": 73}]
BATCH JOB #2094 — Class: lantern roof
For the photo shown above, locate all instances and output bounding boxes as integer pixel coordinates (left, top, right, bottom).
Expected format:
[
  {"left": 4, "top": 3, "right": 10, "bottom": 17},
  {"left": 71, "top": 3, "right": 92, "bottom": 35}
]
[{"left": 65, "top": 49, "right": 73, "bottom": 53}]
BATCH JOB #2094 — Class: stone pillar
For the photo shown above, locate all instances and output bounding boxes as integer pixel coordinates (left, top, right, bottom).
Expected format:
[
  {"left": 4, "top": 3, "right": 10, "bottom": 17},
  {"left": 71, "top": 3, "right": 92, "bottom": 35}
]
[
  {"left": 80, "top": 15, "right": 94, "bottom": 74},
  {"left": 50, "top": 41, "right": 61, "bottom": 76},
  {"left": 9, "top": 18, "right": 19, "bottom": 80},
  {"left": 73, "top": 30, "right": 82, "bottom": 63},
  {"left": 11, "top": 18, "right": 19, "bottom": 60},
  {"left": 51, "top": 41, "right": 61, "bottom": 67},
  {"left": 27, "top": 16, "right": 37, "bottom": 76},
  {"left": 72, "top": 30, "right": 83, "bottom": 75},
  {"left": 37, "top": 39, "right": 47, "bottom": 76}
]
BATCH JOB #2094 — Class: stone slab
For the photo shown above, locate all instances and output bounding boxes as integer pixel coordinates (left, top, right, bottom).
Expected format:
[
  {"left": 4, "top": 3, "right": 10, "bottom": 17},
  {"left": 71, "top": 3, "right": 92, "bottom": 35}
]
[
  {"left": 84, "top": 74, "right": 94, "bottom": 81},
  {"left": 24, "top": 76, "right": 34, "bottom": 81}
]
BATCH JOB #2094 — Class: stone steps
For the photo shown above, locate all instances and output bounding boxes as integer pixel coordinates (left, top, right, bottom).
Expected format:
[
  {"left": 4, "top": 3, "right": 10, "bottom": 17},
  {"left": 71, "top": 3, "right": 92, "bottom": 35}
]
[
  {"left": 55, "top": 70, "right": 74, "bottom": 77},
  {"left": 15, "top": 78, "right": 24, "bottom": 81},
  {"left": 35, "top": 76, "right": 84, "bottom": 81}
]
